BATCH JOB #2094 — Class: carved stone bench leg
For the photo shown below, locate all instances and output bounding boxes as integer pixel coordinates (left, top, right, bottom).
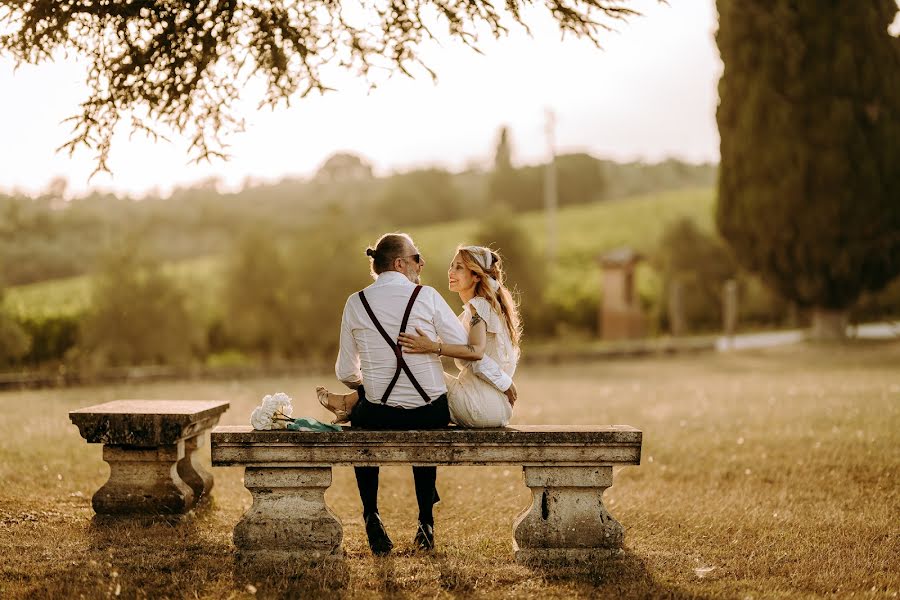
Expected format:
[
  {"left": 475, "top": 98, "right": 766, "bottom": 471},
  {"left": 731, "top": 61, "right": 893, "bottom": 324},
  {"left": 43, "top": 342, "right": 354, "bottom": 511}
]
[
  {"left": 177, "top": 431, "right": 214, "bottom": 503},
  {"left": 94, "top": 443, "right": 195, "bottom": 515},
  {"left": 234, "top": 467, "right": 343, "bottom": 567},
  {"left": 513, "top": 466, "right": 624, "bottom": 565}
]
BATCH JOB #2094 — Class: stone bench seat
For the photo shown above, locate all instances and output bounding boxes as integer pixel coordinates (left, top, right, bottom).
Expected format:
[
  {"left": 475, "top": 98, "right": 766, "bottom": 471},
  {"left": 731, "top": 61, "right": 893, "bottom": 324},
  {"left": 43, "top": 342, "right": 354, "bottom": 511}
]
[
  {"left": 70, "top": 400, "right": 230, "bottom": 515},
  {"left": 211, "top": 425, "right": 642, "bottom": 566}
]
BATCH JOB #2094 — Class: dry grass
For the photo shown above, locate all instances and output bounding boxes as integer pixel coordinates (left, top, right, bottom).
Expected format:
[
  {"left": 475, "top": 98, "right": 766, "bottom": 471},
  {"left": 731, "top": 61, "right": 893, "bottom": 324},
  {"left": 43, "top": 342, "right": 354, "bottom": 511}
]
[{"left": 1, "top": 341, "right": 898, "bottom": 599}]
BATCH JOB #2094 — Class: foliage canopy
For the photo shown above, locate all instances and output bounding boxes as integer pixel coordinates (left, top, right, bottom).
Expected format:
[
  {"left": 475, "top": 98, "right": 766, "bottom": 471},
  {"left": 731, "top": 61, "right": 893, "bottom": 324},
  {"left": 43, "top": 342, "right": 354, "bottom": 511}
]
[{"left": 0, "top": 0, "right": 642, "bottom": 172}]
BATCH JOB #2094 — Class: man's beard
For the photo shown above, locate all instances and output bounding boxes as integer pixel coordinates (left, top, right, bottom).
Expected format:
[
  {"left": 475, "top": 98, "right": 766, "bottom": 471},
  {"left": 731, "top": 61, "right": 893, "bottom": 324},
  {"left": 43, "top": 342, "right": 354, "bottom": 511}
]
[{"left": 406, "top": 267, "right": 420, "bottom": 284}]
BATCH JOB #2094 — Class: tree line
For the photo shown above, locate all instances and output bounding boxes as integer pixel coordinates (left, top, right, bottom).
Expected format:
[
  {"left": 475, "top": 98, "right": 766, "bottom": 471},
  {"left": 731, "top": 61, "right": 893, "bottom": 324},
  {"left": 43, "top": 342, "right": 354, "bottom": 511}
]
[
  {"left": 3, "top": 206, "right": 898, "bottom": 373},
  {"left": 0, "top": 209, "right": 543, "bottom": 370},
  {"left": 0, "top": 152, "right": 715, "bottom": 287}
]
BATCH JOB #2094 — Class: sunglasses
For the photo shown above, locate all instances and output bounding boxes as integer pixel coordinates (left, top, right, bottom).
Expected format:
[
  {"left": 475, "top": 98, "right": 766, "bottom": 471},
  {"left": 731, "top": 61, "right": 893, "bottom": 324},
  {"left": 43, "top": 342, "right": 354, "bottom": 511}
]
[{"left": 405, "top": 254, "right": 421, "bottom": 264}]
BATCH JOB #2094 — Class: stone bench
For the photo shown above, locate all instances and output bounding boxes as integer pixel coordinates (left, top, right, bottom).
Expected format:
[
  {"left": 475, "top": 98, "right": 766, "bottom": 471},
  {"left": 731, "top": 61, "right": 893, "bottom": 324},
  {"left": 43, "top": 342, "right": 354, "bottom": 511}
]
[
  {"left": 70, "top": 400, "right": 229, "bottom": 515},
  {"left": 211, "top": 425, "right": 642, "bottom": 565}
]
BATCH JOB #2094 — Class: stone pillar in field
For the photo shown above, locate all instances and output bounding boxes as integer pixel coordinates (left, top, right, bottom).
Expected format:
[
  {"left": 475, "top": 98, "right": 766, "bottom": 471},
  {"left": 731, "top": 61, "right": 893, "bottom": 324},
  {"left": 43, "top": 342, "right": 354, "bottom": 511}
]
[
  {"left": 722, "top": 279, "right": 738, "bottom": 342},
  {"left": 598, "top": 248, "right": 647, "bottom": 340},
  {"left": 668, "top": 278, "right": 686, "bottom": 336}
]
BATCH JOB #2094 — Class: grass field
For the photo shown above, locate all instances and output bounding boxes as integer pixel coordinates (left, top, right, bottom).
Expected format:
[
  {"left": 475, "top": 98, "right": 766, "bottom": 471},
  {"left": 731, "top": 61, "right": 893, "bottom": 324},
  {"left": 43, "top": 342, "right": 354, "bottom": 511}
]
[
  {"left": 2, "top": 187, "right": 714, "bottom": 320},
  {"left": 1, "top": 341, "right": 898, "bottom": 599}
]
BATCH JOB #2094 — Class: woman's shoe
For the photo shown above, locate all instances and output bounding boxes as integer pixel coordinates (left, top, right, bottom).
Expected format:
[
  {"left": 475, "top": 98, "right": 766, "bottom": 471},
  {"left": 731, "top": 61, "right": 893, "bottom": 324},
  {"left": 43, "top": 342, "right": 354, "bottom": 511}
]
[{"left": 317, "top": 386, "right": 350, "bottom": 424}]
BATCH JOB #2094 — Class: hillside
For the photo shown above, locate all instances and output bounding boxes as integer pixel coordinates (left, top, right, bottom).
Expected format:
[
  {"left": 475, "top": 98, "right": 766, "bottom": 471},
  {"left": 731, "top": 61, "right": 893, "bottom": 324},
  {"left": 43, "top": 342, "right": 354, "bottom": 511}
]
[{"left": 4, "top": 187, "right": 715, "bottom": 321}]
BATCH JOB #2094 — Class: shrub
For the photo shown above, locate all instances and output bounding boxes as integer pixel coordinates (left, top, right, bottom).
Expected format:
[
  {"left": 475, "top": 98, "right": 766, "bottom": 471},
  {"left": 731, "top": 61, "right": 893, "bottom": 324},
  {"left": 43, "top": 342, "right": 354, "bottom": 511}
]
[
  {"left": 0, "top": 278, "right": 31, "bottom": 366},
  {"left": 281, "top": 223, "right": 370, "bottom": 359},
  {"left": 474, "top": 209, "right": 550, "bottom": 339},
  {"left": 541, "top": 266, "right": 600, "bottom": 338},
  {"left": 221, "top": 231, "right": 292, "bottom": 358},
  {"left": 0, "top": 315, "right": 30, "bottom": 366},
  {"left": 80, "top": 242, "right": 202, "bottom": 368},
  {"left": 221, "top": 217, "right": 369, "bottom": 361},
  {"left": 852, "top": 277, "right": 900, "bottom": 324},
  {"left": 655, "top": 218, "right": 738, "bottom": 333},
  {"left": 17, "top": 314, "right": 81, "bottom": 365}
]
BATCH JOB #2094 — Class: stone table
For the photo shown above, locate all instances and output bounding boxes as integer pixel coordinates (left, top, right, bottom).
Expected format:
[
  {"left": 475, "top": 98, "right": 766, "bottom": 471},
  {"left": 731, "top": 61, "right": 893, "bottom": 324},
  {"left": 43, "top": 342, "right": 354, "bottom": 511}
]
[{"left": 70, "top": 400, "right": 229, "bottom": 516}]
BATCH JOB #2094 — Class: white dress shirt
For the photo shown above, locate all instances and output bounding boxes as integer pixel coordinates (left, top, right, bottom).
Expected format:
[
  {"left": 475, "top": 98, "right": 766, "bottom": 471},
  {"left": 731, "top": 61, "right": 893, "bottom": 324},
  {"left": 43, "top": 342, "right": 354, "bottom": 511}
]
[{"left": 336, "top": 271, "right": 511, "bottom": 408}]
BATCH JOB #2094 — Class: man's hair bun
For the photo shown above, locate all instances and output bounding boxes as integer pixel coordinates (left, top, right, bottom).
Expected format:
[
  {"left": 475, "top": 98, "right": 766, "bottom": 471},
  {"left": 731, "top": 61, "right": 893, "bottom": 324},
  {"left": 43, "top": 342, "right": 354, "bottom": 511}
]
[{"left": 366, "top": 248, "right": 376, "bottom": 258}]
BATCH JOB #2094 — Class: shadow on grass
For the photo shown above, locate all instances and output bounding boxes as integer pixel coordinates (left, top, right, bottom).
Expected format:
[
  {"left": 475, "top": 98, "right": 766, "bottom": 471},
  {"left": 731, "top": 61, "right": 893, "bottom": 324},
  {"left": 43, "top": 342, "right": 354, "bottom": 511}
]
[
  {"left": 371, "top": 555, "right": 404, "bottom": 595},
  {"left": 233, "top": 558, "right": 352, "bottom": 598},
  {"left": 85, "top": 495, "right": 220, "bottom": 550},
  {"left": 426, "top": 554, "right": 482, "bottom": 594},
  {"left": 522, "top": 550, "right": 709, "bottom": 600},
  {"left": 20, "top": 509, "right": 234, "bottom": 599}
]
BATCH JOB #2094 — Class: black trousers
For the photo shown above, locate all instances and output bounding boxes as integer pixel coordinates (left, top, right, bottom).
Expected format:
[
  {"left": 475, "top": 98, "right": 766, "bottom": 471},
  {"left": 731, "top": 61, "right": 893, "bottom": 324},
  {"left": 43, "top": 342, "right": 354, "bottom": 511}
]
[{"left": 349, "top": 386, "right": 450, "bottom": 525}]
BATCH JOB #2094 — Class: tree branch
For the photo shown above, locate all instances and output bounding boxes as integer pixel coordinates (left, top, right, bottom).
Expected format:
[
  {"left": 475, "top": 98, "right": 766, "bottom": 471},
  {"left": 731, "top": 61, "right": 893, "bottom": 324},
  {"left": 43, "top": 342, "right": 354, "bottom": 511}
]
[{"left": 0, "top": 0, "right": 647, "bottom": 172}]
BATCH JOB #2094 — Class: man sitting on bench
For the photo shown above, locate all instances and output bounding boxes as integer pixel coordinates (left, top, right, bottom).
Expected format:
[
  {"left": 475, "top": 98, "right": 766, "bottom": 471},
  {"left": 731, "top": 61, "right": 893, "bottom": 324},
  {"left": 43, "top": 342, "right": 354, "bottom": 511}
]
[{"left": 321, "top": 233, "right": 510, "bottom": 555}]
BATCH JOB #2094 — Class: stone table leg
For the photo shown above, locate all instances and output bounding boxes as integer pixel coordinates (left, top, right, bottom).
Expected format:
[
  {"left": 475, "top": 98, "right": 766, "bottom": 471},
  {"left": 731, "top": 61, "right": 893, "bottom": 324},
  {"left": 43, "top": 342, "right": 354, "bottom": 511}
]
[
  {"left": 94, "top": 443, "right": 195, "bottom": 515},
  {"left": 513, "top": 466, "right": 624, "bottom": 565},
  {"left": 234, "top": 467, "right": 343, "bottom": 567},
  {"left": 177, "top": 431, "right": 214, "bottom": 503}
]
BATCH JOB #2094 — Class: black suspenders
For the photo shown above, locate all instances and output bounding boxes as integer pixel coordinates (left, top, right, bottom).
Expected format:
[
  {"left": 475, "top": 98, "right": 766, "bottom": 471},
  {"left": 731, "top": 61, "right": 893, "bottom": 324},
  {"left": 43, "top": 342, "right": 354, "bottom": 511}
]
[{"left": 357, "top": 285, "right": 432, "bottom": 404}]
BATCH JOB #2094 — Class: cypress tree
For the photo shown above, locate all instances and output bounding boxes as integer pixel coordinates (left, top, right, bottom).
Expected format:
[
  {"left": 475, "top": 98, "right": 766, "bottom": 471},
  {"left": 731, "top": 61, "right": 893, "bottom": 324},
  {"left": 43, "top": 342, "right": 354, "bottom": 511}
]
[
  {"left": 716, "top": 1, "right": 900, "bottom": 338},
  {"left": 489, "top": 127, "right": 519, "bottom": 208}
]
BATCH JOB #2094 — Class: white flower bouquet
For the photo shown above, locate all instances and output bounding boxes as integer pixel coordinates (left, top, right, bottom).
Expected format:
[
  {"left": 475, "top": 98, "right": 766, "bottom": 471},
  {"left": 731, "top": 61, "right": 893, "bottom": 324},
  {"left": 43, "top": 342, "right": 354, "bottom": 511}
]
[
  {"left": 249, "top": 392, "right": 343, "bottom": 432},
  {"left": 249, "top": 392, "right": 295, "bottom": 430}
]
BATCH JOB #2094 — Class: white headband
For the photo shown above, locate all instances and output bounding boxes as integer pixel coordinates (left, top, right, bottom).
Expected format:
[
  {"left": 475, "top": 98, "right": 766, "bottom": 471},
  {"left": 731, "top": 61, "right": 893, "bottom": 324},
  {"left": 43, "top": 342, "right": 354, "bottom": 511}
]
[{"left": 462, "top": 246, "right": 501, "bottom": 293}]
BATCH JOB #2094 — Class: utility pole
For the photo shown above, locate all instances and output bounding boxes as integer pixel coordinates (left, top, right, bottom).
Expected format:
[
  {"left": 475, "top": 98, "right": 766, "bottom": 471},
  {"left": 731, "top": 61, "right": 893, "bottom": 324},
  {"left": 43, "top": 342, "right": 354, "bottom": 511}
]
[{"left": 543, "top": 107, "right": 558, "bottom": 265}]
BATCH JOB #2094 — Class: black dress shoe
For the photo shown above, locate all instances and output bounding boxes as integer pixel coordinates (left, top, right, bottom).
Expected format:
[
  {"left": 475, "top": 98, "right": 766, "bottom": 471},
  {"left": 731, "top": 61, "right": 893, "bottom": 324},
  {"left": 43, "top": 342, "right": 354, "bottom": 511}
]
[
  {"left": 414, "top": 521, "right": 434, "bottom": 552},
  {"left": 364, "top": 513, "right": 394, "bottom": 556}
]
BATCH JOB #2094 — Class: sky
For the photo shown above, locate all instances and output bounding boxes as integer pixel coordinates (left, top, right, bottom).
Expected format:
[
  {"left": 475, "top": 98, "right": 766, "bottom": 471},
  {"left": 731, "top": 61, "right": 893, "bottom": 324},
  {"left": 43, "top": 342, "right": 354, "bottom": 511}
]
[{"left": 0, "top": 0, "right": 725, "bottom": 198}]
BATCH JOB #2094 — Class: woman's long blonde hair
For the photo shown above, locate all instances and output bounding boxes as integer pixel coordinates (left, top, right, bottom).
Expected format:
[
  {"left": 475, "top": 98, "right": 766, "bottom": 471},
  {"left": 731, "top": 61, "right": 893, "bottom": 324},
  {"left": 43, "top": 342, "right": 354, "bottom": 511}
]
[{"left": 456, "top": 246, "right": 522, "bottom": 348}]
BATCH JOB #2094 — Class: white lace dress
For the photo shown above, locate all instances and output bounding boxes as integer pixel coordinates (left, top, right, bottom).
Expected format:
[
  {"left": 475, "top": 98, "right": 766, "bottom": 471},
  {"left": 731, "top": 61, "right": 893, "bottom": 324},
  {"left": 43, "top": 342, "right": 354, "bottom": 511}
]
[{"left": 445, "top": 297, "right": 518, "bottom": 428}]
